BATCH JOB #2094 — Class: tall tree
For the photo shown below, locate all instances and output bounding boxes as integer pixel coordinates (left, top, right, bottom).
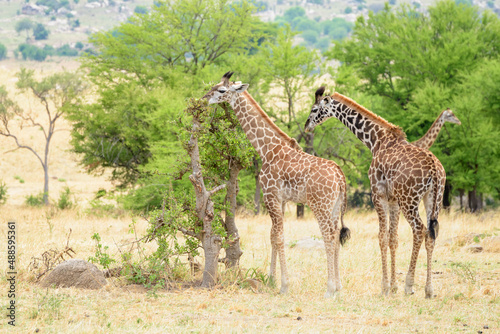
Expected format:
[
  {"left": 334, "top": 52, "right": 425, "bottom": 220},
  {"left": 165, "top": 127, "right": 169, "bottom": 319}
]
[
  {"left": 0, "top": 69, "right": 85, "bottom": 205},
  {"left": 73, "top": 0, "right": 268, "bottom": 184},
  {"left": 15, "top": 18, "right": 33, "bottom": 40}
]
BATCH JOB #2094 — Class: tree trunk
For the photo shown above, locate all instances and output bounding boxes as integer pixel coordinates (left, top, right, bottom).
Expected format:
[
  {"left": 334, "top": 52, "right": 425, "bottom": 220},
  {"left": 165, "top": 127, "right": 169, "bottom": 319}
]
[
  {"left": 253, "top": 158, "right": 261, "bottom": 215},
  {"left": 459, "top": 189, "right": 464, "bottom": 212},
  {"left": 187, "top": 109, "right": 226, "bottom": 288},
  {"left": 43, "top": 164, "right": 49, "bottom": 205},
  {"left": 442, "top": 180, "right": 452, "bottom": 211},
  {"left": 223, "top": 163, "right": 243, "bottom": 268},
  {"left": 468, "top": 187, "right": 480, "bottom": 213}
]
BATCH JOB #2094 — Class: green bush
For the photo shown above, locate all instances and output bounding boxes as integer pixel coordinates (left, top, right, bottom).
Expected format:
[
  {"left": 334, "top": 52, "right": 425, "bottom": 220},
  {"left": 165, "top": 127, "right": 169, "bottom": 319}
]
[
  {"left": 17, "top": 43, "right": 48, "bottom": 61},
  {"left": 134, "top": 5, "right": 148, "bottom": 14},
  {"left": 0, "top": 180, "right": 8, "bottom": 205},
  {"left": 33, "top": 23, "right": 50, "bottom": 40},
  {"left": 25, "top": 192, "right": 45, "bottom": 207},
  {"left": 56, "top": 44, "right": 78, "bottom": 56},
  {"left": 57, "top": 187, "right": 73, "bottom": 210},
  {"left": 0, "top": 43, "right": 7, "bottom": 60}
]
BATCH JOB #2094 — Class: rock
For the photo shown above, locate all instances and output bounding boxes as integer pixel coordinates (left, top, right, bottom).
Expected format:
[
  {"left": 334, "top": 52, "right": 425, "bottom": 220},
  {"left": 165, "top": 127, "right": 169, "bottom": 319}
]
[
  {"left": 40, "top": 259, "right": 107, "bottom": 289},
  {"left": 289, "top": 238, "right": 324, "bottom": 249},
  {"left": 464, "top": 244, "right": 483, "bottom": 253},
  {"left": 482, "top": 236, "right": 500, "bottom": 253}
]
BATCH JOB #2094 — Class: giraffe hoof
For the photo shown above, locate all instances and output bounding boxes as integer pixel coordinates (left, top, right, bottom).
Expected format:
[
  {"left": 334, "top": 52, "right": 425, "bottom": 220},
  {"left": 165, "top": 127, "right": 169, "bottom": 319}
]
[
  {"left": 279, "top": 286, "right": 288, "bottom": 294},
  {"left": 324, "top": 291, "right": 338, "bottom": 299},
  {"left": 390, "top": 286, "right": 398, "bottom": 294},
  {"left": 404, "top": 286, "right": 415, "bottom": 295},
  {"left": 425, "top": 286, "right": 434, "bottom": 299}
]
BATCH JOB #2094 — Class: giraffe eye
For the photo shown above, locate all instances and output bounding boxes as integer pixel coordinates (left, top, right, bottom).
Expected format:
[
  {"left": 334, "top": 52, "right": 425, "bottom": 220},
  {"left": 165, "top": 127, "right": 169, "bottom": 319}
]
[{"left": 217, "top": 87, "right": 227, "bottom": 93}]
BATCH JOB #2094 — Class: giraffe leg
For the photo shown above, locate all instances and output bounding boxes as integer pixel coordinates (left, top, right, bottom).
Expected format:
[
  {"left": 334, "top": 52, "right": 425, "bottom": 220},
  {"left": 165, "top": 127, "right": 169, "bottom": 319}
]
[
  {"left": 422, "top": 191, "right": 436, "bottom": 299},
  {"left": 264, "top": 194, "right": 289, "bottom": 294},
  {"left": 388, "top": 202, "right": 400, "bottom": 294},
  {"left": 373, "top": 194, "right": 390, "bottom": 295},
  {"left": 402, "top": 207, "right": 425, "bottom": 295},
  {"left": 424, "top": 231, "right": 435, "bottom": 298},
  {"left": 312, "top": 205, "right": 341, "bottom": 298}
]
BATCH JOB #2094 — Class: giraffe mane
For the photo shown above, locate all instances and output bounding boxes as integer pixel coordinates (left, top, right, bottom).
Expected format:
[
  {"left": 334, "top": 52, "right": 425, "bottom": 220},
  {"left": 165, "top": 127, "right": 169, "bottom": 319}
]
[
  {"left": 331, "top": 92, "right": 406, "bottom": 139},
  {"left": 242, "top": 91, "right": 303, "bottom": 151}
]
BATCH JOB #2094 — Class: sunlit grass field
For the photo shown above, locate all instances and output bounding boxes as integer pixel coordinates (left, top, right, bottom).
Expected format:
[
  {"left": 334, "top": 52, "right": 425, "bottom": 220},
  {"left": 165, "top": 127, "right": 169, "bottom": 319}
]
[{"left": 0, "top": 205, "right": 498, "bottom": 333}]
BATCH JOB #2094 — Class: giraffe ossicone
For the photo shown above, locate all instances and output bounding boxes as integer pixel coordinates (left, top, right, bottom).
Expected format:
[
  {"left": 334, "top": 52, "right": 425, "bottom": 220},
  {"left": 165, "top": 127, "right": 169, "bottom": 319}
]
[
  {"left": 305, "top": 87, "right": 446, "bottom": 298},
  {"left": 202, "top": 72, "right": 350, "bottom": 297}
]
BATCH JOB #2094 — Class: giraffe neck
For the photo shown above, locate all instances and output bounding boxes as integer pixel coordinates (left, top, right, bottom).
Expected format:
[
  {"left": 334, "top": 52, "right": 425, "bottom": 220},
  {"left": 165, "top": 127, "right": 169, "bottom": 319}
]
[
  {"left": 327, "top": 93, "right": 406, "bottom": 154},
  {"left": 229, "top": 92, "right": 293, "bottom": 160},
  {"left": 411, "top": 111, "right": 446, "bottom": 150}
]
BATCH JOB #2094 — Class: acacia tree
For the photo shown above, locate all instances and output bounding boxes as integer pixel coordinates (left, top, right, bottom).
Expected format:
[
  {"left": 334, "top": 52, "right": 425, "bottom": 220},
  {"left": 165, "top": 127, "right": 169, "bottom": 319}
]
[
  {"left": 15, "top": 18, "right": 33, "bottom": 40},
  {"left": 72, "top": 0, "right": 266, "bottom": 185},
  {"left": 0, "top": 69, "right": 85, "bottom": 205},
  {"left": 259, "top": 25, "right": 321, "bottom": 217}
]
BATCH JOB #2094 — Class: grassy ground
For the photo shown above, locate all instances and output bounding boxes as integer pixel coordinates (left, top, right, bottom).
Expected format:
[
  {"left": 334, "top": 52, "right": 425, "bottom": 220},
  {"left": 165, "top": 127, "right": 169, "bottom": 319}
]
[{"left": 0, "top": 205, "right": 498, "bottom": 333}]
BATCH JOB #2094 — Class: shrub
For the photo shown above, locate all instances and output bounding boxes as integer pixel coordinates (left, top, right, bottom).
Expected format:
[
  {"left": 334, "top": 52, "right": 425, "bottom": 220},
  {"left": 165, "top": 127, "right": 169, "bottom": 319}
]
[
  {"left": 57, "top": 187, "right": 73, "bottom": 210},
  {"left": 134, "top": 5, "right": 148, "bottom": 14},
  {"left": 33, "top": 23, "right": 50, "bottom": 40},
  {"left": 25, "top": 192, "right": 45, "bottom": 207},
  {"left": 0, "top": 43, "right": 7, "bottom": 60},
  {"left": 0, "top": 180, "right": 8, "bottom": 205},
  {"left": 17, "top": 43, "right": 48, "bottom": 61},
  {"left": 56, "top": 44, "right": 78, "bottom": 56}
]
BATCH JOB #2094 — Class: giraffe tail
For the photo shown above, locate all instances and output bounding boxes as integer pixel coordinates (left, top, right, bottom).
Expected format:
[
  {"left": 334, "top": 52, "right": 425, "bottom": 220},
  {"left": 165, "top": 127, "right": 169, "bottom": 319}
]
[
  {"left": 428, "top": 165, "right": 441, "bottom": 240},
  {"left": 339, "top": 186, "right": 351, "bottom": 246}
]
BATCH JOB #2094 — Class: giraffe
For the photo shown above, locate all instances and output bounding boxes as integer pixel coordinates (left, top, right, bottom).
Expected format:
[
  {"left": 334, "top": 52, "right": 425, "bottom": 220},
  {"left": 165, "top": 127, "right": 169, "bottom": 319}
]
[
  {"left": 202, "top": 72, "right": 350, "bottom": 297},
  {"left": 304, "top": 87, "right": 446, "bottom": 298},
  {"left": 411, "top": 108, "right": 461, "bottom": 149}
]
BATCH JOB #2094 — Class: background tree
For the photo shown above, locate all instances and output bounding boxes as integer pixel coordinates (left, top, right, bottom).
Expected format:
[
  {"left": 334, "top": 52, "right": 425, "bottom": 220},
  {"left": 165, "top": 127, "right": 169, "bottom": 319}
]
[
  {"left": 0, "top": 43, "right": 6, "bottom": 60},
  {"left": 33, "top": 23, "right": 50, "bottom": 40},
  {"left": 0, "top": 69, "right": 85, "bottom": 205},
  {"left": 15, "top": 18, "right": 33, "bottom": 40},
  {"left": 328, "top": 0, "right": 500, "bottom": 211}
]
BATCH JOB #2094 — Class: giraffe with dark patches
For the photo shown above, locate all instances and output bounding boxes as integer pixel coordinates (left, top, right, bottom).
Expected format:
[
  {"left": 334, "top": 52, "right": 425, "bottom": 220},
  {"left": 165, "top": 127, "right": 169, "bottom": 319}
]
[
  {"left": 305, "top": 87, "right": 446, "bottom": 298},
  {"left": 411, "top": 108, "right": 461, "bottom": 149},
  {"left": 202, "top": 73, "right": 350, "bottom": 297}
]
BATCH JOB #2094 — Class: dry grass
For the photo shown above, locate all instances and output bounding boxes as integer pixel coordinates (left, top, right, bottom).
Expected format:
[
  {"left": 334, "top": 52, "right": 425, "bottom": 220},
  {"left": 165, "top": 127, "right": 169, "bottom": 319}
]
[{"left": 0, "top": 205, "right": 498, "bottom": 333}]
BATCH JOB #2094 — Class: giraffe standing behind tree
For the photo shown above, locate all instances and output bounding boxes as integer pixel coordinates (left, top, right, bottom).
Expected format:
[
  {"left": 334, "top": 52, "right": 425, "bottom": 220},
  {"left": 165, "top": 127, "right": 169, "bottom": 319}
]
[
  {"left": 202, "top": 72, "right": 350, "bottom": 297},
  {"left": 305, "top": 88, "right": 446, "bottom": 298},
  {"left": 411, "top": 108, "right": 461, "bottom": 149}
]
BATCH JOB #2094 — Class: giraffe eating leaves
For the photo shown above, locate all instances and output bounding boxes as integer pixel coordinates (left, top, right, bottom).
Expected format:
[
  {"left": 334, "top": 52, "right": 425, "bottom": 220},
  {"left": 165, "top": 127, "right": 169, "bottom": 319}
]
[
  {"left": 202, "top": 72, "right": 350, "bottom": 297},
  {"left": 305, "top": 87, "right": 446, "bottom": 298}
]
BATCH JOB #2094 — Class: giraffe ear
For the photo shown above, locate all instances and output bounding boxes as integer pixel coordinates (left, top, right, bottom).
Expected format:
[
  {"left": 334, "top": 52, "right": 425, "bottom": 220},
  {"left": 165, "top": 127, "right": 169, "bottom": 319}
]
[
  {"left": 229, "top": 83, "right": 249, "bottom": 93},
  {"left": 315, "top": 86, "right": 326, "bottom": 103}
]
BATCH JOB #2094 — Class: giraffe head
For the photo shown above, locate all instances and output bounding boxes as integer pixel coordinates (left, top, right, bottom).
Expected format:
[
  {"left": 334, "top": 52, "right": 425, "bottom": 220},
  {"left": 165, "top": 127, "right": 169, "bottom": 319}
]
[
  {"left": 442, "top": 108, "right": 461, "bottom": 125},
  {"left": 202, "top": 71, "right": 249, "bottom": 105},
  {"left": 304, "top": 86, "right": 332, "bottom": 133}
]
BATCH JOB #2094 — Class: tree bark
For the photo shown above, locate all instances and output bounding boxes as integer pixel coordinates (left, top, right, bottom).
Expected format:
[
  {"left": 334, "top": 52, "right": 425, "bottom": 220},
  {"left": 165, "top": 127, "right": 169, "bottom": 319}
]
[
  {"left": 222, "top": 163, "right": 244, "bottom": 268},
  {"left": 459, "top": 189, "right": 464, "bottom": 212},
  {"left": 468, "top": 187, "right": 480, "bottom": 213},
  {"left": 253, "top": 157, "right": 261, "bottom": 215},
  {"left": 187, "top": 110, "right": 225, "bottom": 288}
]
